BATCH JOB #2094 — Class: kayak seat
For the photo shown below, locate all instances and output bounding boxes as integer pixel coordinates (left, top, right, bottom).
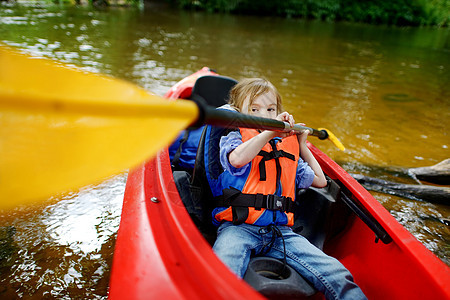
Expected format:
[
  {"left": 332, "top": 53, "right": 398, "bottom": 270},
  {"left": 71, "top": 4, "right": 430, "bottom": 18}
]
[
  {"left": 292, "top": 179, "right": 340, "bottom": 250},
  {"left": 189, "top": 75, "right": 238, "bottom": 108},
  {"left": 170, "top": 74, "right": 238, "bottom": 173},
  {"left": 172, "top": 75, "right": 237, "bottom": 243},
  {"left": 189, "top": 124, "right": 233, "bottom": 244},
  {"left": 244, "top": 257, "right": 317, "bottom": 299}
]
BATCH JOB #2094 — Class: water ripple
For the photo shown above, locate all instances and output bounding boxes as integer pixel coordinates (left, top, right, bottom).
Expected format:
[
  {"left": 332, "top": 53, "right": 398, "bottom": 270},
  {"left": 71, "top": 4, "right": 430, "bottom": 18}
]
[{"left": 0, "top": 173, "right": 126, "bottom": 298}]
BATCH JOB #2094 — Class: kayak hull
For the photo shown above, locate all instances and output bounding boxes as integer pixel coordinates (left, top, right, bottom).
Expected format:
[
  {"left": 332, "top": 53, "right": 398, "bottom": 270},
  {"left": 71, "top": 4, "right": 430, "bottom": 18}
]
[
  {"left": 109, "top": 68, "right": 450, "bottom": 300},
  {"left": 310, "top": 145, "right": 450, "bottom": 298}
]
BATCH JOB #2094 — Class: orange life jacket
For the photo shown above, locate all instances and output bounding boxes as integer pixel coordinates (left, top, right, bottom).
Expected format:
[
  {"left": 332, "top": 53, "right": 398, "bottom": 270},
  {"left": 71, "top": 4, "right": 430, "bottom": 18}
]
[{"left": 213, "top": 128, "right": 299, "bottom": 226}]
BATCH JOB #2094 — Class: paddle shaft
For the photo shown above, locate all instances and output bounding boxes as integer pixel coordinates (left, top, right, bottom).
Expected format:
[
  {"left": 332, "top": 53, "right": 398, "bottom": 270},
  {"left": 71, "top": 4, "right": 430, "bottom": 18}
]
[{"left": 197, "top": 103, "right": 329, "bottom": 140}]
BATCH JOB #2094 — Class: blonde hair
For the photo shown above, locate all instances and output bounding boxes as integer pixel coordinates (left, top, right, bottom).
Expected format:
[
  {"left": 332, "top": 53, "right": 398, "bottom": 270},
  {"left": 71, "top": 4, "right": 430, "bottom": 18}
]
[{"left": 228, "top": 78, "right": 283, "bottom": 114}]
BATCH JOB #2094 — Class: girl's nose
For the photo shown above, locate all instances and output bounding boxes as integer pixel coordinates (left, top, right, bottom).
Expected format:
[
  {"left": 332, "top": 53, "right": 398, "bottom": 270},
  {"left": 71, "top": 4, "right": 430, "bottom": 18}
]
[{"left": 261, "top": 110, "right": 271, "bottom": 118}]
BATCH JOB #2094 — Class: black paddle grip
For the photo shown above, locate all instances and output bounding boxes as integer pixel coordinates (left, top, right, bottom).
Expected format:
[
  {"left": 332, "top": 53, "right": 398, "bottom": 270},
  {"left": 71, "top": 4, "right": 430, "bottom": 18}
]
[{"left": 318, "top": 129, "right": 329, "bottom": 140}]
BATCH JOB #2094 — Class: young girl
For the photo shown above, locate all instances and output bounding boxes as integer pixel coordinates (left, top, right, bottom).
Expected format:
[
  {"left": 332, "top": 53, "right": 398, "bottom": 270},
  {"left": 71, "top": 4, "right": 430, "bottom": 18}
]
[{"left": 212, "top": 78, "right": 367, "bottom": 300}]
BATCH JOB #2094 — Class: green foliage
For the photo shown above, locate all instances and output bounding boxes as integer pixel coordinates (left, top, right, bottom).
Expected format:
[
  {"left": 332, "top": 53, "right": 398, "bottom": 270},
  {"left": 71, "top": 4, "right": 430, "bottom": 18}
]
[
  {"left": 171, "top": 0, "right": 449, "bottom": 26},
  {"left": 28, "top": 0, "right": 143, "bottom": 7}
]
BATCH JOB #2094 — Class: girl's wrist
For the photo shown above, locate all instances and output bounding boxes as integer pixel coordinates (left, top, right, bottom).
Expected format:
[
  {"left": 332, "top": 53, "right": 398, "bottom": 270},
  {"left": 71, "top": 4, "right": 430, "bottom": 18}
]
[
  {"left": 299, "top": 140, "right": 308, "bottom": 148},
  {"left": 261, "top": 130, "right": 277, "bottom": 140}
]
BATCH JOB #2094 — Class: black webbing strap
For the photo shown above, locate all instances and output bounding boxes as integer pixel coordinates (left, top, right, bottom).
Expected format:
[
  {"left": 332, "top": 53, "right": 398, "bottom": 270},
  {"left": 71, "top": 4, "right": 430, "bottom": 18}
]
[
  {"left": 215, "top": 188, "right": 295, "bottom": 213},
  {"left": 257, "top": 148, "right": 295, "bottom": 181},
  {"left": 171, "top": 130, "right": 190, "bottom": 169}
]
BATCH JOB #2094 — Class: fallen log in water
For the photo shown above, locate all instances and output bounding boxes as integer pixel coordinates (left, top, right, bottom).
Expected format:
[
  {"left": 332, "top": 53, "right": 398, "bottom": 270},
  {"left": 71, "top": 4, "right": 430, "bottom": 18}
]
[
  {"left": 408, "top": 159, "right": 450, "bottom": 185},
  {"left": 351, "top": 174, "right": 450, "bottom": 205}
]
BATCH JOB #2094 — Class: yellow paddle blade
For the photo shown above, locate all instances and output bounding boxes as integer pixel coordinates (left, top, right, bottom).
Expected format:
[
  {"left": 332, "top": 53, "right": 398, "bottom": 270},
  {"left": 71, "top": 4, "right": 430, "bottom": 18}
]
[
  {"left": 319, "top": 128, "right": 346, "bottom": 151},
  {"left": 0, "top": 46, "right": 198, "bottom": 209}
]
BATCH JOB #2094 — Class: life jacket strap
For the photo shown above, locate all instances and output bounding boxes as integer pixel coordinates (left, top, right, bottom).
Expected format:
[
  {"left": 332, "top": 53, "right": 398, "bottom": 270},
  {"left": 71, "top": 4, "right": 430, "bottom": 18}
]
[
  {"left": 216, "top": 188, "right": 295, "bottom": 213},
  {"left": 257, "top": 149, "right": 295, "bottom": 181}
]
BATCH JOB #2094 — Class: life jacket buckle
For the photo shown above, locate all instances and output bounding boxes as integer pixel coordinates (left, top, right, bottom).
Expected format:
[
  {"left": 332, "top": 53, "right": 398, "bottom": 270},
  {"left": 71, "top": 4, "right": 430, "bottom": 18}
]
[
  {"left": 265, "top": 194, "right": 285, "bottom": 211},
  {"left": 264, "top": 194, "right": 274, "bottom": 210}
]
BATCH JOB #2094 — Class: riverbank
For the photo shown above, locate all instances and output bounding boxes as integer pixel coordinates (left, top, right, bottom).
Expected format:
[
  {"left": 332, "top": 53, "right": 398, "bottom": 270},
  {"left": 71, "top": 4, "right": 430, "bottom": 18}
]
[
  {"left": 170, "top": 0, "right": 448, "bottom": 27},
  {"left": 5, "top": 0, "right": 448, "bottom": 27}
]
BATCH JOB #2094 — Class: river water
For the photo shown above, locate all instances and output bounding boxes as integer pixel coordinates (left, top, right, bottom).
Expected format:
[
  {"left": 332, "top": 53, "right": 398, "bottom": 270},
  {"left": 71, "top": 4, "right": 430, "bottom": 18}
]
[{"left": 0, "top": 2, "right": 449, "bottom": 298}]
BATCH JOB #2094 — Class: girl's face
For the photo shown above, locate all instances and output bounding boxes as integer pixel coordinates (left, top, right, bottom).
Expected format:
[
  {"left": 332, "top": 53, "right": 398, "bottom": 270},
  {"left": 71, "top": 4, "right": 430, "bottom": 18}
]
[{"left": 241, "top": 91, "right": 278, "bottom": 119}]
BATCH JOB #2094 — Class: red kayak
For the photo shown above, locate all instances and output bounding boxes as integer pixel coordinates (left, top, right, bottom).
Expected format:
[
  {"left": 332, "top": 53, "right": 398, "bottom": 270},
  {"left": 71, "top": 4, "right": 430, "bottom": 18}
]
[{"left": 109, "top": 68, "right": 450, "bottom": 299}]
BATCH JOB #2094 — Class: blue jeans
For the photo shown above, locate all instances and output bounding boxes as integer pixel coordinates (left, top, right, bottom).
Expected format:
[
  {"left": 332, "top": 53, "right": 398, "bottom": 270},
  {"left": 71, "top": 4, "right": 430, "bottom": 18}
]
[{"left": 213, "top": 222, "right": 367, "bottom": 300}]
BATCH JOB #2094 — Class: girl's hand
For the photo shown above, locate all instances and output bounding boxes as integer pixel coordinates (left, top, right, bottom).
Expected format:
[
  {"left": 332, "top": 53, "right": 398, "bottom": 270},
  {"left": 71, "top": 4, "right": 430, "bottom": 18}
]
[
  {"left": 298, "top": 129, "right": 310, "bottom": 144},
  {"left": 273, "top": 112, "right": 295, "bottom": 138},
  {"left": 276, "top": 111, "right": 295, "bottom": 127},
  {"left": 296, "top": 123, "right": 310, "bottom": 144}
]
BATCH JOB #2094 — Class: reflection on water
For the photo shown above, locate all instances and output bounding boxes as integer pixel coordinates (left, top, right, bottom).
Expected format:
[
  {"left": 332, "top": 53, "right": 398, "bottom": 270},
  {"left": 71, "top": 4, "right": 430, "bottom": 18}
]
[
  {"left": 43, "top": 176, "right": 124, "bottom": 255},
  {"left": 0, "top": 2, "right": 449, "bottom": 298},
  {"left": 0, "top": 174, "right": 126, "bottom": 298},
  {"left": 374, "top": 192, "right": 450, "bottom": 266}
]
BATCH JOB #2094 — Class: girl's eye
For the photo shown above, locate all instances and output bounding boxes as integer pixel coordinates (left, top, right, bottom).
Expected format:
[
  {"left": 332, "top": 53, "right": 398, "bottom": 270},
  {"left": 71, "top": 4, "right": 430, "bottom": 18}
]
[
  {"left": 251, "top": 108, "right": 258, "bottom": 112},
  {"left": 268, "top": 108, "right": 276, "bottom": 112}
]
